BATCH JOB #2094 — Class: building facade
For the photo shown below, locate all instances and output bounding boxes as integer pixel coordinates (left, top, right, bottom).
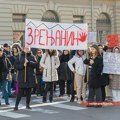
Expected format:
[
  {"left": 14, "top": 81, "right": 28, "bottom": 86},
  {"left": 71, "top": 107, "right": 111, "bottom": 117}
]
[{"left": 0, "top": 0, "right": 120, "bottom": 45}]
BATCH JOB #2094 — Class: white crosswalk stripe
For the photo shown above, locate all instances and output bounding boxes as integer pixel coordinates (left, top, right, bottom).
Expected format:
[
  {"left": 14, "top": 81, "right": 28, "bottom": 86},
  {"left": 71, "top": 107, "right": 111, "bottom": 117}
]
[
  {"left": 50, "top": 103, "right": 87, "bottom": 110},
  {"left": 0, "top": 112, "right": 30, "bottom": 119}
]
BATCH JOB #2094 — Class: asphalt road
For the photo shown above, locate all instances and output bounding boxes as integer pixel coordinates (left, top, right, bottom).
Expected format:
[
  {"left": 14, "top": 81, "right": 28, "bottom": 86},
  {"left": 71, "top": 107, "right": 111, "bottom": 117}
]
[{"left": 0, "top": 94, "right": 120, "bottom": 120}]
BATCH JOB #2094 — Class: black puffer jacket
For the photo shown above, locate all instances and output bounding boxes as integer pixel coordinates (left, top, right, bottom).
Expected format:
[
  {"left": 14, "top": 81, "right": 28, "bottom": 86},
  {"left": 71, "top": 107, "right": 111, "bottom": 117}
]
[{"left": 15, "top": 52, "right": 38, "bottom": 88}]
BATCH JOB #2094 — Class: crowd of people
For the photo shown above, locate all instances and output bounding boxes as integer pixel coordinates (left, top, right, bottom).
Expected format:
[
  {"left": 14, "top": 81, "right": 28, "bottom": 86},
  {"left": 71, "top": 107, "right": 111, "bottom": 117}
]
[{"left": 0, "top": 41, "right": 120, "bottom": 111}]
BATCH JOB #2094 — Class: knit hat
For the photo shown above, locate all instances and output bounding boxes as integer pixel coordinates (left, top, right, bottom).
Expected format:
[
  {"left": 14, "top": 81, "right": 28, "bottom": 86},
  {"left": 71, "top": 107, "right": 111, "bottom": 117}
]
[{"left": 3, "top": 43, "right": 9, "bottom": 48}]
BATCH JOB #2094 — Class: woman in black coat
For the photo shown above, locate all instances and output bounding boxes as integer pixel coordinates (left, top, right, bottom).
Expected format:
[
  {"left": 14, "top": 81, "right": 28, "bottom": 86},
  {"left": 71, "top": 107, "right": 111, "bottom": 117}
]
[
  {"left": 14, "top": 47, "right": 38, "bottom": 111},
  {"left": 84, "top": 45, "right": 103, "bottom": 106},
  {"left": 98, "top": 45, "right": 109, "bottom": 101},
  {"left": 58, "top": 50, "right": 73, "bottom": 97}
]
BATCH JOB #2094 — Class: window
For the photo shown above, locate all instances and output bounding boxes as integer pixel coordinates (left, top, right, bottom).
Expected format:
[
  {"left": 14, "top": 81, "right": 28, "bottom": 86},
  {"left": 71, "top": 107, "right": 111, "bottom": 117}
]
[
  {"left": 13, "top": 14, "right": 26, "bottom": 22},
  {"left": 42, "top": 10, "right": 59, "bottom": 22},
  {"left": 73, "top": 15, "right": 84, "bottom": 23},
  {"left": 96, "top": 13, "right": 111, "bottom": 43}
]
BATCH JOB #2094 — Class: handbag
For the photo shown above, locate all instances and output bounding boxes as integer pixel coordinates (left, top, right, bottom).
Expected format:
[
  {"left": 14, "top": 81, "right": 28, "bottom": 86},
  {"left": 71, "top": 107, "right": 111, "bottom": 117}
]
[
  {"left": 5, "top": 57, "right": 12, "bottom": 80},
  {"left": 15, "top": 81, "right": 19, "bottom": 94},
  {"left": 6, "top": 71, "right": 12, "bottom": 80}
]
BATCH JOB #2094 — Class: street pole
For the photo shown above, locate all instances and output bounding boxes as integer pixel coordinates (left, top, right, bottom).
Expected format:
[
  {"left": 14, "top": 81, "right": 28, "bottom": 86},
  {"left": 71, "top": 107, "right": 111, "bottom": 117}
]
[
  {"left": 114, "top": 0, "right": 117, "bottom": 34},
  {"left": 91, "top": 0, "right": 94, "bottom": 32}
]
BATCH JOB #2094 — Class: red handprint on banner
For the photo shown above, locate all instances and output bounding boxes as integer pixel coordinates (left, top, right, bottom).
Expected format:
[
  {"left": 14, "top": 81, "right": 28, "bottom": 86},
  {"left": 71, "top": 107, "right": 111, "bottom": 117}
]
[{"left": 79, "top": 32, "right": 87, "bottom": 42}]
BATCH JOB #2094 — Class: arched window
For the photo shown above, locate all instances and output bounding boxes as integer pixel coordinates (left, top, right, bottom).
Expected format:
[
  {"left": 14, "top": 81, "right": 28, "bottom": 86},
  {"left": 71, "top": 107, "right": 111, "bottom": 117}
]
[
  {"left": 42, "top": 10, "right": 59, "bottom": 22},
  {"left": 96, "top": 13, "right": 111, "bottom": 44}
]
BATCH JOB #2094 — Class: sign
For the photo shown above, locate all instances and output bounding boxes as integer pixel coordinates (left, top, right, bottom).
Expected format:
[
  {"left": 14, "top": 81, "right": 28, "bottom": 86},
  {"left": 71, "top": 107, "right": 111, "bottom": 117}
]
[
  {"left": 88, "top": 32, "right": 97, "bottom": 43},
  {"left": 25, "top": 19, "right": 88, "bottom": 50},
  {"left": 103, "top": 52, "right": 120, "bottom": 74},
  {"left": 107, "top": 34, "right": 119, "bottom": 48}
]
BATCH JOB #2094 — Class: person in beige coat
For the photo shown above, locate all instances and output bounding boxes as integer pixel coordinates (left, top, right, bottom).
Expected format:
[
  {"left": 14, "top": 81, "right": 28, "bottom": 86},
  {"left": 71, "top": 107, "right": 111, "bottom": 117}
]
[
  {"left": 40, "top": 50, "right": 60, "bottom": 102},
  {"left": 109, "top": 47, "right": 120, "bottom": 102}
]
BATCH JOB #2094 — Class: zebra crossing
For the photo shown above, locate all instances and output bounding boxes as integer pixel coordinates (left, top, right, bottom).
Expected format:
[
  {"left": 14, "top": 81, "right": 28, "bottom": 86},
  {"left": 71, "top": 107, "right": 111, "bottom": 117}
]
[{"left": 0, "top": 96, "right": 87, "bottom": 119}]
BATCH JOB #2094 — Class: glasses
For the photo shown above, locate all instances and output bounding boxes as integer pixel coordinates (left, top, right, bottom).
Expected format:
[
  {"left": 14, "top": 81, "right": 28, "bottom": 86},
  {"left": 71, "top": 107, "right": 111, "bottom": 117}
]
[{"left": 37, "top": 52, "right": 41, "bottom": 54}]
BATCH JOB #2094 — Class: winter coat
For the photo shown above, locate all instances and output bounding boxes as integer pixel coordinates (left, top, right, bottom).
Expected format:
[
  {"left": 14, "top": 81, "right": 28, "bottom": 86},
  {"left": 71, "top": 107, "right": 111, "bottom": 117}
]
[
  {"left": 58, "top": 54, "right": 73, "bottom": 81},
  {"left": 40, "top": 52, "right": 60, "bottom": 82},
  {"left": 14, "top": 52, "right": 38, "bottom": 88},
  {"left": 109, "top": 74, "right": 120, "bottom": 90},
  {"left": 99, "top": 54, "right": 109, "bottom": 86},
  {"left": 101, "top": 73, "right": 109, "bottom": 86},
  {"left": 84, "top": 56, "right": 103, "bottom": 88},
  {"left": 0, "top": 54, "right": 11, "bottom": 81},
  {"left": 109, "top": 47, "right": 120, "bottom": 90},
  {"left": 68, "top": 54, "right": 86, "bottom": 76}
]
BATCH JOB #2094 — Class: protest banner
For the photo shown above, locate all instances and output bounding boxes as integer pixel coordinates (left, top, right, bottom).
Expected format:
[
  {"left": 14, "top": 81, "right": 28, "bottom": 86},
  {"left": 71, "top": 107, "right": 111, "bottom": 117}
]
[
  {"left": 103, "top": 52, "right": 120, "bottom": 74},
  {"left": 107, "top": 34, "right": 119, "bottom": 48},
  {"left": 25, "top": 19, "right": 88, "bottom": 50},
  {"left": 88, "top": 32, "right": 97, "bottom": 43}
]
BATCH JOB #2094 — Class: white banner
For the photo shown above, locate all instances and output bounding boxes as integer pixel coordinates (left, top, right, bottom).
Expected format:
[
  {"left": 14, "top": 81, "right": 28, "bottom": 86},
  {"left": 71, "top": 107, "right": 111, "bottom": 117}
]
[
  {"left": 25, "top": 19, "right": 88, "bottom": 50},
  {"left": 88, "top": 32, "right": 97, "bottom": 43},
  {"left": 103, "top": 52, "right": 120, "bottom": 74}
]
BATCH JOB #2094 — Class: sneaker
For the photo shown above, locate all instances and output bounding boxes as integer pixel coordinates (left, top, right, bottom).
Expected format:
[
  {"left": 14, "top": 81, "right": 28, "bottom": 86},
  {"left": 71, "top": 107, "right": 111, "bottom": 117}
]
[{"left": 77, "top": 99, "right": 82, "bottom": 104}]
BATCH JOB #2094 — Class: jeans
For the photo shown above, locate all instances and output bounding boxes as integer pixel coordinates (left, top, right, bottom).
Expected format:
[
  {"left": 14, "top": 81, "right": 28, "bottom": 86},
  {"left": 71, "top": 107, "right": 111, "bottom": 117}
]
[
  {"left": 8, "top": 80, "right": 12, "bottom": 96},
  {"left": 2, "top": 80, "right": 9, "bottom": 104},
  {"left": 0, "top": 79, "right": 2, "bottom": 102}
]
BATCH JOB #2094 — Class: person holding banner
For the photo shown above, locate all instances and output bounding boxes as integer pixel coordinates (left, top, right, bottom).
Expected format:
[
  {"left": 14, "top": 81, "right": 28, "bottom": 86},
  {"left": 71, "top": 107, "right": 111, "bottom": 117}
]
[
  {"left": 58, "top": 50, "right": 73, "bottom": 97},
  {"left": 68, "top": 50, "right": 86, "bottom": 103},
  {"left": 109, "top": 47, "right": 120, "bottom": 102},
  {"left": 14, "top": 47, "right": 38, "bottom": 111},
  {"left": 40, "top": 50, "right": 60, "bottom": 103},
  {"left": 84, "top": 45, "right": 103, "bottom": 107}
]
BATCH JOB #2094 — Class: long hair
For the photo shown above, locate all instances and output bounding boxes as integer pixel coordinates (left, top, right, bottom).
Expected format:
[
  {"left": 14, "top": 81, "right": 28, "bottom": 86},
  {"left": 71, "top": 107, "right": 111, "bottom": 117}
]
[
  {"left": 76, "top": 50, "right": 84, "bottom": 57},
  {"left": 11, "top": 43, "right": 23, "bottom": 52},
  {"left": 91, "top": 44, "right": 100, "bottom": 58},
  {"left": 45, "top": 50, "right": 58, "bottom": 56}
]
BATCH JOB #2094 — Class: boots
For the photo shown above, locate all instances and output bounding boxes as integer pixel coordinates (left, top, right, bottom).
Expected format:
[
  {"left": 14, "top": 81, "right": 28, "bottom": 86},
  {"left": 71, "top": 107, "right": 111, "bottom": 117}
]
[
  {"left": 70, "top": 96, "right": 74, "bottom": 102},
  {"left": 26, "top": 104, "right": 32, "bottom": 109},
  {"left": 42, "top": 97, "right": 47, "bottom": 103},
  {"left": 49, "top": 96, "right": 53, "bottom": 103},
  {"left": 14, "top": 106, "right": 18, "bottom": 111}
]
